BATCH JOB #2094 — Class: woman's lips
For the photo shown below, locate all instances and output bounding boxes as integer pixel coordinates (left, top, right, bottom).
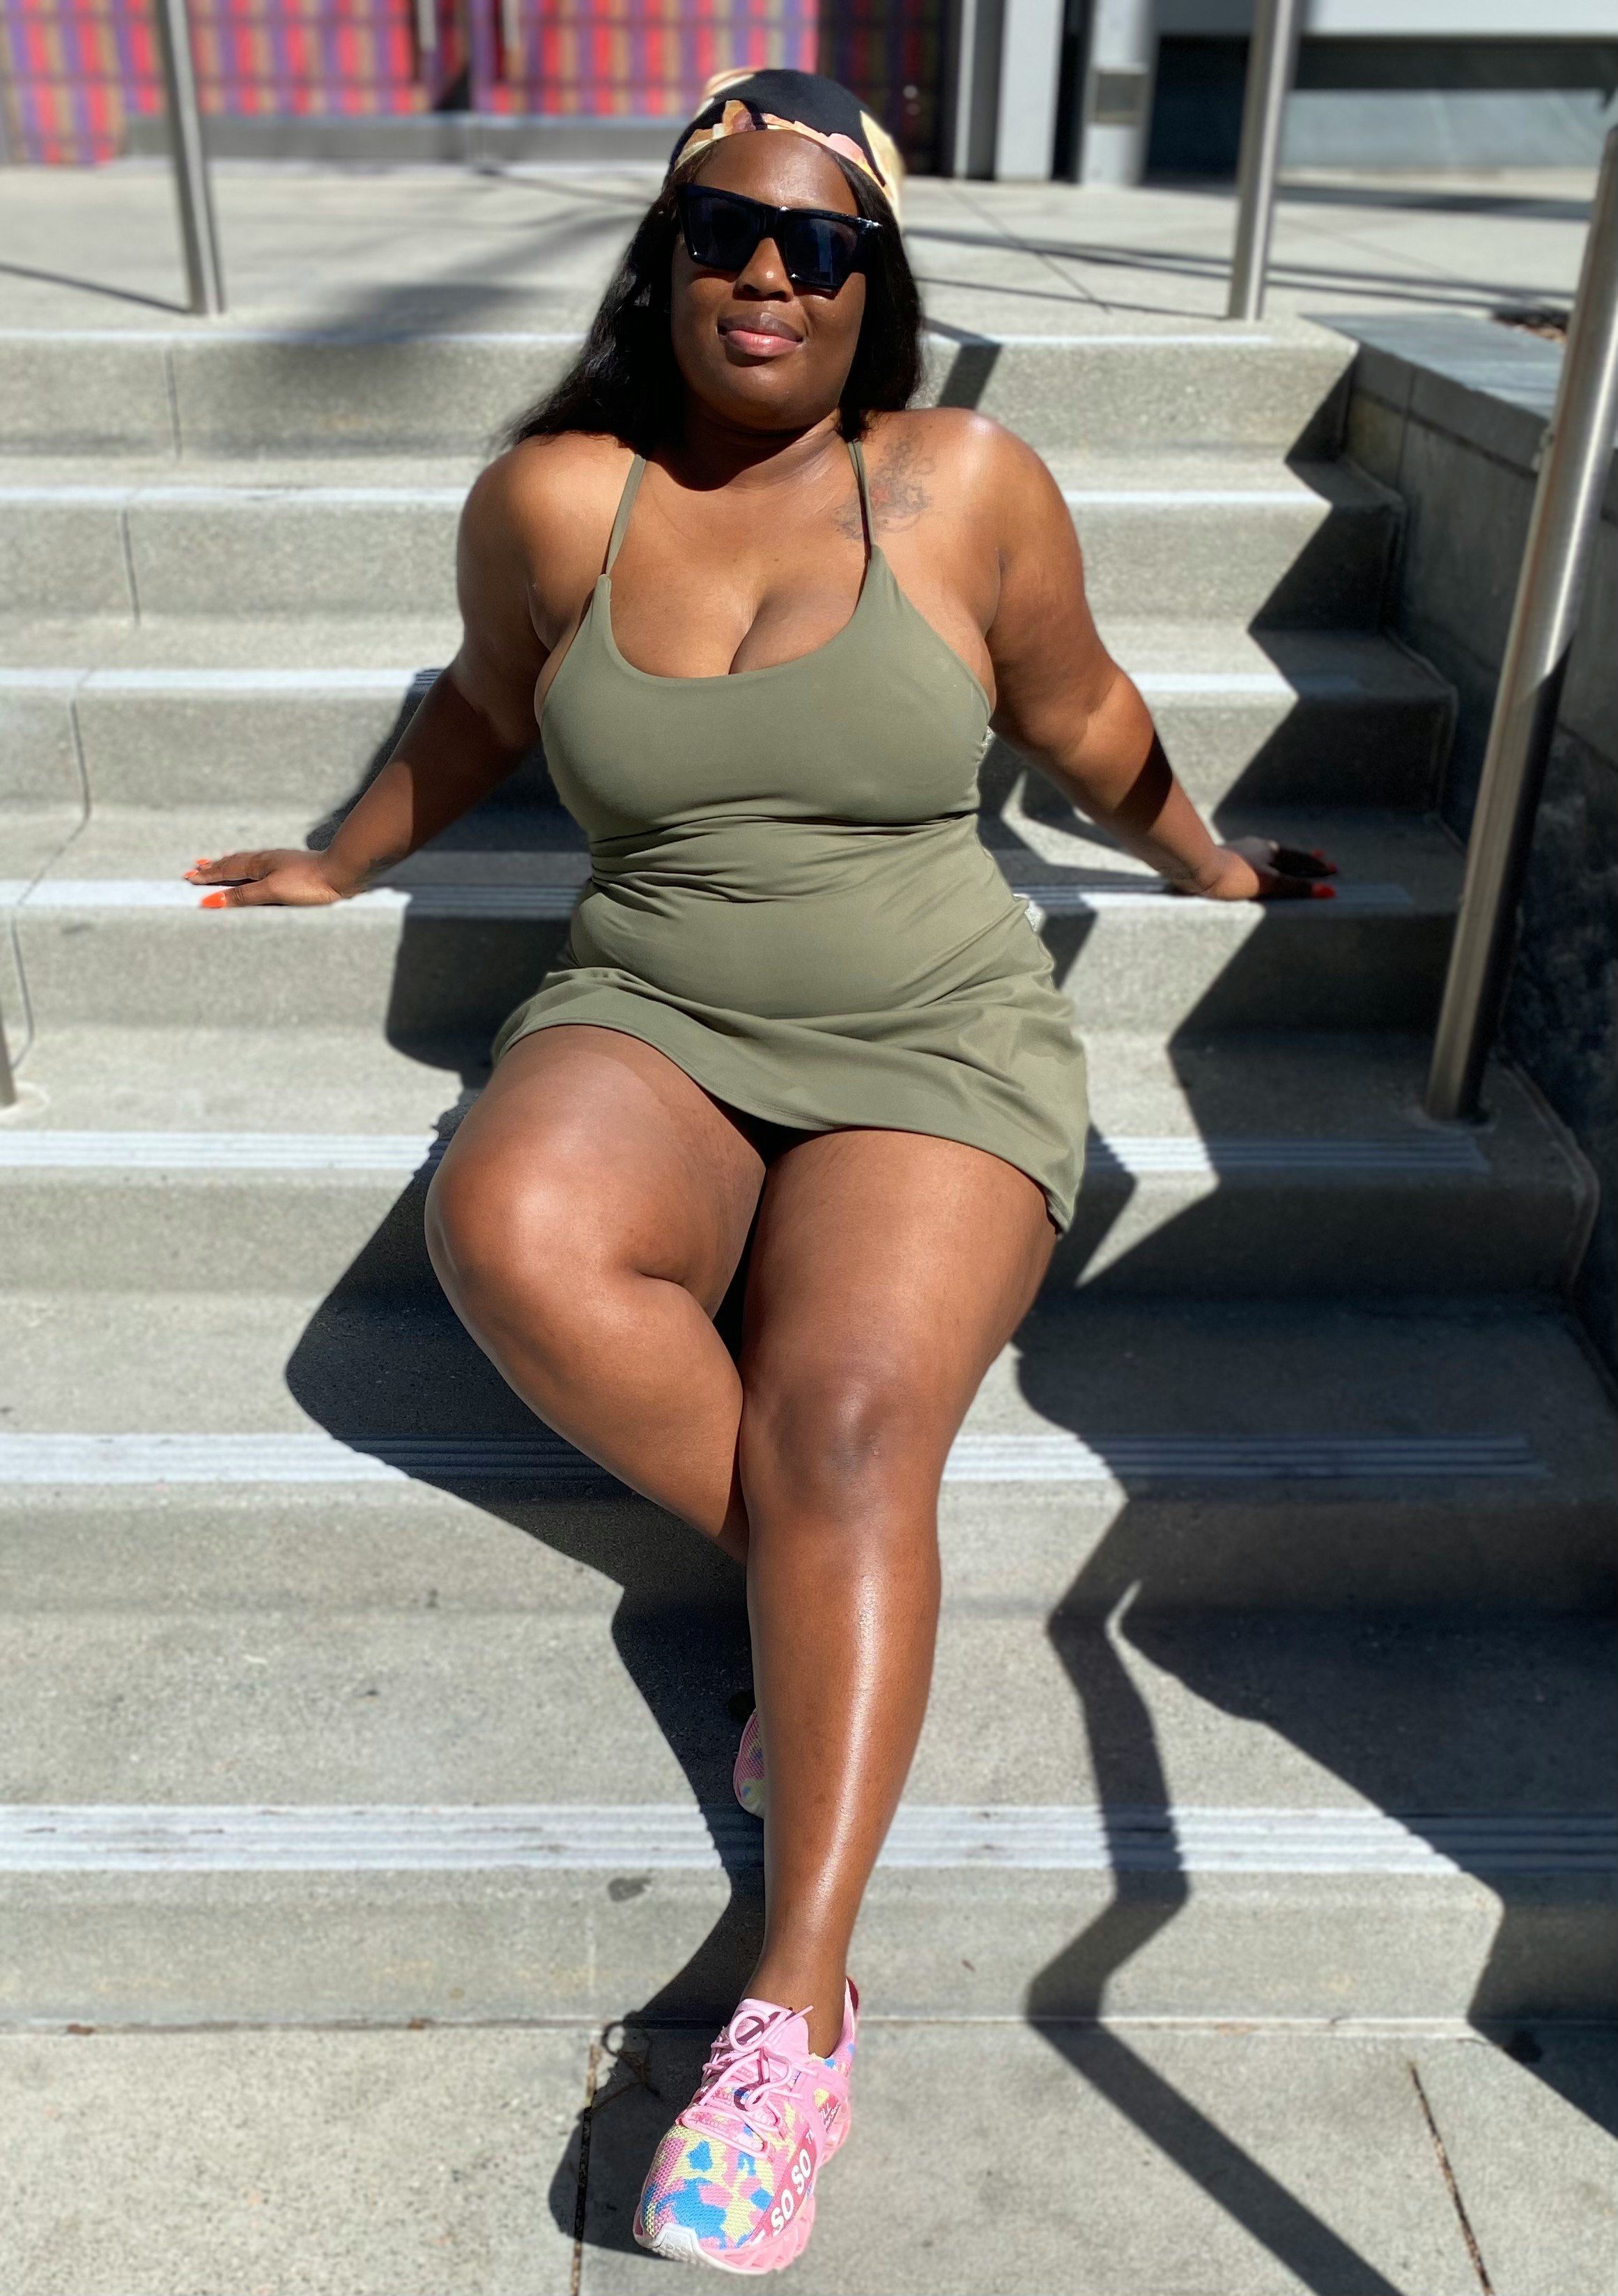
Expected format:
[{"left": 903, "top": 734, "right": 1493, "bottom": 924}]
[{"left": 719, "top": 318, "right": 803, "bottom": 360}]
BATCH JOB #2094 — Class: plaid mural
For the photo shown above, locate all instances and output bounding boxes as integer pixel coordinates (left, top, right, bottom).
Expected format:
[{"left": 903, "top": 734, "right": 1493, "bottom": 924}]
[
  {"left": 470, "top": 1, "right": 818, "bottom": 122},
  {"left": 0, "top": 0, "right": 948, "bottom": 165},
  {"left": 0, "top": 0, "right": 463, "bottom": 162}
]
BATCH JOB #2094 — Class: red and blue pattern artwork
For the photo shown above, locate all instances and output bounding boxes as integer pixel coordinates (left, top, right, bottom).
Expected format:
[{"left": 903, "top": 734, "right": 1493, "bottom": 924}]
[
  {"left": 0, "top": 1, "right": 939, "bottom": 168},
  {"left": 0, "top": 0, "right": 818, "bottom": 160}
]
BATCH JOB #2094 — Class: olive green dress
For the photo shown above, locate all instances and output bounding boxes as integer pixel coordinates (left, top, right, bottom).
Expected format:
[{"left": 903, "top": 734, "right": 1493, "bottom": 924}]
[{"left": 491, "top": 439, "right": 1088, "bottom": 1228}]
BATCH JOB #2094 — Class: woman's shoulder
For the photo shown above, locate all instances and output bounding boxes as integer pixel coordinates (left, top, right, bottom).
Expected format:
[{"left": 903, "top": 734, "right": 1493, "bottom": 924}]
[
  {"left": 466, "top": 430, "right": 637, "bottom": 550},
  {"left": 459, "top": 431, "right": 638, "bottom": 627},
  {"left": 859, "top": 407, "right": 1057, "bottom": 534}
]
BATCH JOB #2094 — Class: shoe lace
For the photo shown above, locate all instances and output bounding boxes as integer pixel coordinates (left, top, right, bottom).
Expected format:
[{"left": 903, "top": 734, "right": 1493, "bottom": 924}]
[{"left": 686, "top": 2014, "right": 803, "bottom": 2148}]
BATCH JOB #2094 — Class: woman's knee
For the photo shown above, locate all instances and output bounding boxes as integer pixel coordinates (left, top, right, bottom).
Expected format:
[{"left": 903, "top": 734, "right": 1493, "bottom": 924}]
[
  {"left": 424, "top": 1147, "right": 603, "bottom": 1333},
  {"left": 739, "top": 1354, "right": 943, "bottom": 1521}
]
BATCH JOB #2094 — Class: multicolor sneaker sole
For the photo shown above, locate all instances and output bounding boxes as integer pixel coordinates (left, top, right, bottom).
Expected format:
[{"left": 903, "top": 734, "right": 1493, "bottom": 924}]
[
  {"left": 634, "top": 1984, "right": 858, "bottom": 2274},
  {"left": 733, "top": 1707, "right": 765, "bottom": 1818}
]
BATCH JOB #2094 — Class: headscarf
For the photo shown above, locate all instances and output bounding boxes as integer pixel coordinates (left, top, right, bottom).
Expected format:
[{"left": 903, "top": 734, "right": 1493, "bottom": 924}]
[{"left": 670, "top": 68, "right": 904, "bottom": 221}]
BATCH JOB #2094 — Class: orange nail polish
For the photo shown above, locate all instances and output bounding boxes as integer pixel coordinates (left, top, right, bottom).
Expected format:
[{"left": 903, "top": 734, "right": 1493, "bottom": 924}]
[
  {"left": 1311, "top": 884, "right": 1336, "bottom": 900},
  {"left": 200, "top": 891, "right": 228, "bottom": 909}
]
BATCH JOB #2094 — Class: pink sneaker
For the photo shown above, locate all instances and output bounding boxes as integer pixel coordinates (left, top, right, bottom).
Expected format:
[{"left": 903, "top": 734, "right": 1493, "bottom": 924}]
[
  {"left": 634, "top": 1983, "right": 858, "bottom": 2273},
  {"left": 733, "top": 1709, "right": 765, "bottom": 1817}
]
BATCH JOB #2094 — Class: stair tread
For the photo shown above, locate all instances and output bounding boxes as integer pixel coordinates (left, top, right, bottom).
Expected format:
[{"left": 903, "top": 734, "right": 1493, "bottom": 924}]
[
  {"left": 0, "top": 445, "right": 1368, "bottom": 501},
  {"left": 0, "top": 614, "right": 458, "bottom": 671},
  {"left": 1, "top": 1286, "right": 1607, "bottom": 1474},
  {"left": 3, "top": 1605, "right": 1615, "bottom": 1819},
  {"left": 0, "top": 617, "right": 1451, "bottom": 698},
  {"left": 3, "top": 803, "right": 1465, "bottom": 901},
  {"left": 0, "top": 1025, "right": 1573, "bottom": 1177}
]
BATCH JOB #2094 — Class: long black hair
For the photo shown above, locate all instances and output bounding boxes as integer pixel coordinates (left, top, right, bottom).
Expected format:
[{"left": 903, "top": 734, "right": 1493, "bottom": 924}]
[{"left": 507, "top": 149, "right": 924, "bottom": 454}]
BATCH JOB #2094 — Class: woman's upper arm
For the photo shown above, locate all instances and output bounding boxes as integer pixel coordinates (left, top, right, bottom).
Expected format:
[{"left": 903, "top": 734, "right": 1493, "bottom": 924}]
[
  {"left": 976, "top": 426, "right": 1124, "bottom": 761},
  {"left": 444, "top": 451, "right": 553, "bottom": 750}
]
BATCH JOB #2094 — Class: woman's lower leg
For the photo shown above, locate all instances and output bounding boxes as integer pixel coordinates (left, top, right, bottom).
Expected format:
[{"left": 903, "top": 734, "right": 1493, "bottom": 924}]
[{"left": 739, "top": 1439, "right": 942, "bottom": 2056}]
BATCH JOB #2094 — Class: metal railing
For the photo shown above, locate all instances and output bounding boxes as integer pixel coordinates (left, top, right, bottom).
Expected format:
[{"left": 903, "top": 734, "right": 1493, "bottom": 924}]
[
  {"left": 1226, "top": 0, "right": 1302, "bottom": 322},
  {"left": 1426, "top": 125, "right": 1618, "bottom": 1122},
  {"left": 153, "top": 0, "right": 225, "bottom": 316},
  {"left": 0, "top": 1009, "right": 15, "bottom": 1111}
]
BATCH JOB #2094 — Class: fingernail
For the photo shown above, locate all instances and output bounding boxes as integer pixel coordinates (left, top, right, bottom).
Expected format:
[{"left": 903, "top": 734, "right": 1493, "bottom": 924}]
[
  {"left": 200, "top": 892, "right": 228, "bottom": 909},
  {"left": 1311, "top": 884, "right": 1336, "bottom": 900}
]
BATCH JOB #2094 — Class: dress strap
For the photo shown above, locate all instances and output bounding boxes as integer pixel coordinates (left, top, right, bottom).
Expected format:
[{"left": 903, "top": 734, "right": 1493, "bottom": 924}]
[
  {"left": 847, "top": 438, "right": 874, "bottom": 559},
  {"left": 604, "top": 453, "right": 647, "bottom": 573}
]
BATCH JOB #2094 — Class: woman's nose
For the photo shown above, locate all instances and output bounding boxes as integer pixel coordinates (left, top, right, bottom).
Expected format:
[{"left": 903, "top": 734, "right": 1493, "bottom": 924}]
[{"left": 736, "top": 237, "right": 792, "bottom": 295}]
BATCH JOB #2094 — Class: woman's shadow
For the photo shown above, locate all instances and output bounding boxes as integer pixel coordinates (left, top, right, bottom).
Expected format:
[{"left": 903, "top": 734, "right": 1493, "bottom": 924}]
[{"left": 289, "top": 702, "right": 776, "bottom": 2249}]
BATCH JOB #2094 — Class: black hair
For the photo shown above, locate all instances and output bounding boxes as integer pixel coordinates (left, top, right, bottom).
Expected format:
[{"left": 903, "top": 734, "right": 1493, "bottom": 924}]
[{"left": 506, "top": 149, "right": 923, "bottom": 454}]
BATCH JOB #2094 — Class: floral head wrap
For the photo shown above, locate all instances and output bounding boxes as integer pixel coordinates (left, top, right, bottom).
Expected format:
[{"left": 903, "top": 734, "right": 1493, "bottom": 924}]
[{"left": 670, "top": 68, "right": 904, "bottom": 221}]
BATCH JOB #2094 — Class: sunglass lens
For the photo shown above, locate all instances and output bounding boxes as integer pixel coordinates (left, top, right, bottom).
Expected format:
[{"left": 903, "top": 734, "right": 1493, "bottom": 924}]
[
  {"left": 780, "top": 212, "right": 861, "bottom": 291},
  {"left": 684, "top": 189, "right": 761, "bottom": 272}
]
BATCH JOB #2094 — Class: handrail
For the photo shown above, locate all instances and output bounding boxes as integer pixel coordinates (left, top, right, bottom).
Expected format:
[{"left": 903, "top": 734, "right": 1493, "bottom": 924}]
[
  {"left": 1226, "top": 0, "right": 1302, "bottom": 322},
  {"left": 0, "top": 1010, "right": 15, "bottom": 1110},
  {"left": 153, "top": 0, "right": 225, "bottom": 316},
  {"left": 1425, "top": 125, "right": 1618, "bottom": 1122}
]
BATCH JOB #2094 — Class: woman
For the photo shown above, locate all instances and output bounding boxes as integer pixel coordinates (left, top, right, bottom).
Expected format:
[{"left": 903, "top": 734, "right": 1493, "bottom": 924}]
[{"left": 188, "top": 70, "right": 1332, "bottom": 2275}]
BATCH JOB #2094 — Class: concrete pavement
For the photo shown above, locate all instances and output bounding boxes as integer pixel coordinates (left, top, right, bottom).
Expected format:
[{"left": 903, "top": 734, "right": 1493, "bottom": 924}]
[
  {"left": 3, "top": 2019, "right": 1615, "bottom": 2295},
  {"left": 0, "top": 162, "right": 1598, "bottom": 339}
]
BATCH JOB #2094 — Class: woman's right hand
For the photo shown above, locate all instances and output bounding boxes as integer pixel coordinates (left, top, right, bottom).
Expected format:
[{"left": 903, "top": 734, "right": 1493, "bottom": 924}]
[{"left": 185, "top": 849, "right": 357, "bottom": 908}]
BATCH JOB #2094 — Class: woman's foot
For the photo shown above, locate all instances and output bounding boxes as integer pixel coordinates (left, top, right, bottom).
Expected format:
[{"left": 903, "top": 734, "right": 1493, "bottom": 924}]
[
  {"left": 733, "top": 1708, "right": 765, "bottom": 1817},
  {"left": 635, "top": 1983, "right": 858, "bottom": 2273}
]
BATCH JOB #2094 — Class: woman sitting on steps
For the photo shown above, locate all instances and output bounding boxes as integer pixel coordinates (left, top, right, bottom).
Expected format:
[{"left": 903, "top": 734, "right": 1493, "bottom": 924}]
[{"left": 187, "top": 67, "right": 1332, "bottom": 2276}]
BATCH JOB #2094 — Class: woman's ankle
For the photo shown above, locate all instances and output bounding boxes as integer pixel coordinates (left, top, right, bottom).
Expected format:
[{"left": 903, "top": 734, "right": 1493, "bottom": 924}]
[{"left": 745, "top": 1962, "right": 847, "bottom": 2057}]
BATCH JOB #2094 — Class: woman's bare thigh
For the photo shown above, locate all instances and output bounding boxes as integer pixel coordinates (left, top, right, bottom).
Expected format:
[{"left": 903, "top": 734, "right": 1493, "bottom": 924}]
[
  {"left": 738, "top": 1128, "right": 1056, "bottom": 1498},
  {"left": 431, "top": 1024, "right": 766, "bottom": 1312},
  {"left": 424, "top": 1027, "right": 775, "bottom": 1538}
]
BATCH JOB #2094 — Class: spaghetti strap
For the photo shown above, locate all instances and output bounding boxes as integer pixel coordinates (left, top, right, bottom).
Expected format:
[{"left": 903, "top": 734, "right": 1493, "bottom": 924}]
[
  {"left": 604, "top": 454, "right": 647, "bottom": 573},
  {"left": 847, "top": 438, "right": 874, "bottom": 558}
]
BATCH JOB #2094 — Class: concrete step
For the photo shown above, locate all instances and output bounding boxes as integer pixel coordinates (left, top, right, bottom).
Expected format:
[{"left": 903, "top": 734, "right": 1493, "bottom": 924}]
[
  {"left": 0, "top": 1032, "right": 1589, "bottom": 1300},
  {"left": 1049, "top": 455, "right": 1400, "bottom": 628},
  {"left": 0, "top": 810, "right": 1464, "bottom": 1042},
  {"left": 0, "top": 454, "right": 1396, "bottom": 628},
  {"left": 11, "top": 2019, "right": 1610, "bottom": 2296},
  {"left": 0, "top": 321, "right": 1354, "bottom": 459},
  {"left": 1, "top": 1290, "right": 1611, "bottom": 1612},
  {"left": 0, "top": 1601, "right": 1612, "bottom": 2026},
  {"left": 0, "top": 623, "right": 1454, "bottom": 820}
]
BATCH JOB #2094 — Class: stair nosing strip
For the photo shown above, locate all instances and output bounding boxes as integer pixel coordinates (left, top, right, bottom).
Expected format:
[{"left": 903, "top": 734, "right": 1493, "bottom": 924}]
[
  {"left": 0, "top": 879, "right": 1419, "bottom": 916},
  {"left": 0, "top": 1130, "right": 1492, "bottom": 1176},
  {"left": 0, "top": 1803, "right": 1607, "bottom": 1876},
  {"left": 0, "top": 1432, "right": 1547, "bottom": 1486}
]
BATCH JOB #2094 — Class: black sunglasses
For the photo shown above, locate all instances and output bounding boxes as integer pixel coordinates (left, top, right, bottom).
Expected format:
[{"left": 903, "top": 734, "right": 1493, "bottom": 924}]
[{"left": 677, "top": 183, "right": 881, "bottom": 295}]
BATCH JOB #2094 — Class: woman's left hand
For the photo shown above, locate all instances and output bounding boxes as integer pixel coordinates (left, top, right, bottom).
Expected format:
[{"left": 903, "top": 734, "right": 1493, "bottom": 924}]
[{"left": 1182, "top": 837, "right": 1337, "bottom": 902}]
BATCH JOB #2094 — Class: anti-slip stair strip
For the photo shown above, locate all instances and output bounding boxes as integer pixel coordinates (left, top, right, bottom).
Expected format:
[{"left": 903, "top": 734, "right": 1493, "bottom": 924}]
[
  {"left": 0, "top": 483, "right": 467, "bottom": 508},
  {"left": 0, "top": 1130, "right": 1491, "bottom": 1176},
  {"left": 0, "top": 328, "right": 1272, "bottom": 347},
  {"left": 0, "top": 666, "right": 1371, "bottom": 699},
  {"left": 0, "top": 668, "right": 434, "bottom": 695},
  {"left": 0, "top": 1803, "right": 1608, "bottom": 1876},
  {"left": 1061, "top": 489, "right": 1308, "bottom": 507},
  {"left": 0, "top": 1431, "right": 1544, "bottom": 1486},
  {"left": 0, "top": 879, "right": 1416, "bottom": 916},
  {"left": 6, "top": 475, "right": 1319, "bottom": 513}
]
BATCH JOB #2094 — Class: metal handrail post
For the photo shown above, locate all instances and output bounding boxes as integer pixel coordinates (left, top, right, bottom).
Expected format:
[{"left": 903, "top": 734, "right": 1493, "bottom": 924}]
[
  {"left": 0, "top": 1011, "right": 15, "bottom": 1110},
  {"left": 1226, "top": 0, "right": 1302, "bottom": 322},
  {"left": 1425, "top": 127, "right": 1618, "bottom": 1123},
  {"left": 153, "top": 0, "right": 225, "bottom": 317}
]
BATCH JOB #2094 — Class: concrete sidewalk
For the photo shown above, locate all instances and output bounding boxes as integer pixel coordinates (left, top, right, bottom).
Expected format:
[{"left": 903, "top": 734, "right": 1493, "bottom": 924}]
[
  {"left": 4, "top": 2017, "right": 1616, "bottom": 2294},
  {"left": 0, "top": 161, "right": 1597, "bottom": 339}
]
